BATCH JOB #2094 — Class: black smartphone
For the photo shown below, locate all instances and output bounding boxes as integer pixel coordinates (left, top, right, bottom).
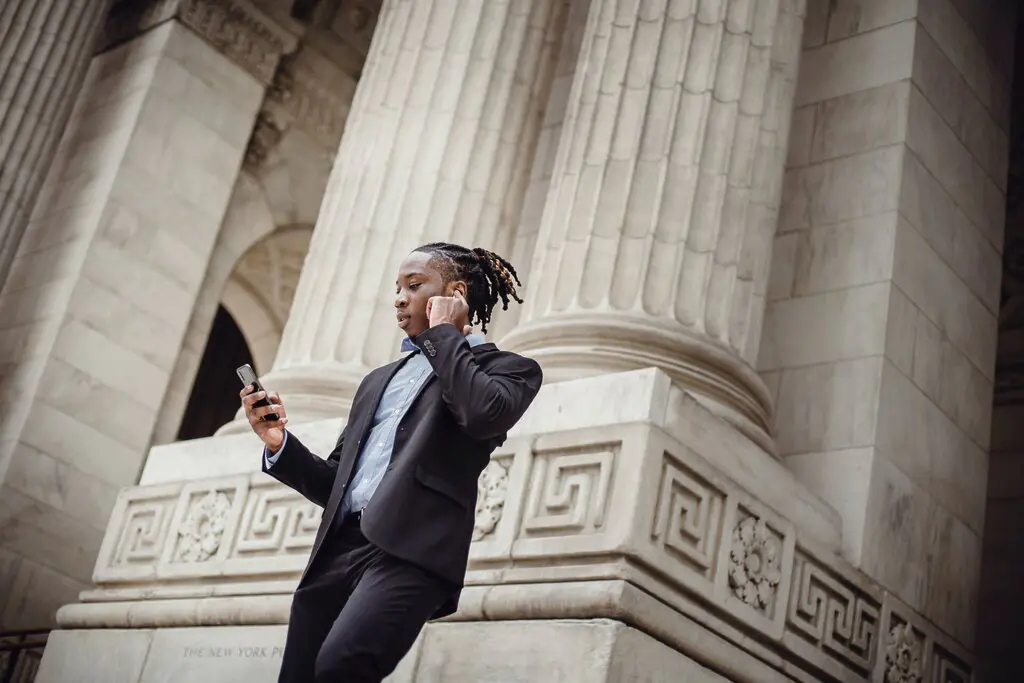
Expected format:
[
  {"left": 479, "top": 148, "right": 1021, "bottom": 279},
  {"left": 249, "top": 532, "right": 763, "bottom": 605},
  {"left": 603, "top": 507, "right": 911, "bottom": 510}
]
[{"left": 236, "top": 364, "right": 279, "bottom": 421}]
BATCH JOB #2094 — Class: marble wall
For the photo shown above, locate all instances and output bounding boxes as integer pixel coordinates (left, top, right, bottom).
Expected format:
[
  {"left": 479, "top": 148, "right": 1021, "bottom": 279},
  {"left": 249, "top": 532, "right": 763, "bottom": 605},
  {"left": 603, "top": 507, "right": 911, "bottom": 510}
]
[{"left": 763, "top": 0, "right": 1015, "bottom": 646}]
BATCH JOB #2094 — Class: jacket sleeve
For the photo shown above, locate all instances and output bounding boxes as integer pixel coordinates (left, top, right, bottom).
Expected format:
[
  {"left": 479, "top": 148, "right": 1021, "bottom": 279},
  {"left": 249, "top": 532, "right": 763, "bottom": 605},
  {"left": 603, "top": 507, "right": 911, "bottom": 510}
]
[
  {"left": 414, "top": 323, "right": 543, "bottom": 439},
  {"left": 261, "top": 427, "right": 345, "bottom": 508}
]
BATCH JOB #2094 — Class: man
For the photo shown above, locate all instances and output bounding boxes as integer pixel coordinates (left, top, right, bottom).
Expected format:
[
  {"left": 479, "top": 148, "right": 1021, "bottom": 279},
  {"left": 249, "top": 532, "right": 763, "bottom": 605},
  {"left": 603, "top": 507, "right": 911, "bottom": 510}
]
[{"left": 240, "top": 242, "right": 543, "bottom": 683}]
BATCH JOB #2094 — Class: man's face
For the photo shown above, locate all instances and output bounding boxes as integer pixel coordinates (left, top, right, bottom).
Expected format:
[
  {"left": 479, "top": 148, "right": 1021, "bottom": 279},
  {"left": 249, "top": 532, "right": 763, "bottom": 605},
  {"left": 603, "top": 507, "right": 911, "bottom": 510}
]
[{"left": 395, "top": 251, "right": 466, "bottom": 337}]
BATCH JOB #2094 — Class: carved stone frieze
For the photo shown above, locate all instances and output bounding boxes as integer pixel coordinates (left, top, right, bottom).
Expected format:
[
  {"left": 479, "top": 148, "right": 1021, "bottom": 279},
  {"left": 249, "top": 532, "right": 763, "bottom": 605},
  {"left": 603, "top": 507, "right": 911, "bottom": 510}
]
[
  {"left": 243, "top": 110, "right": 284, "bottom": 171},
  {"left": 81, "top": 422, "right": 977, "bottom": 683},
  {"left": 177, "top": 0, "right": 291, "bottom": 84},
  {"left": 98, "top": 0, "right": 295, "bottom": 85}
]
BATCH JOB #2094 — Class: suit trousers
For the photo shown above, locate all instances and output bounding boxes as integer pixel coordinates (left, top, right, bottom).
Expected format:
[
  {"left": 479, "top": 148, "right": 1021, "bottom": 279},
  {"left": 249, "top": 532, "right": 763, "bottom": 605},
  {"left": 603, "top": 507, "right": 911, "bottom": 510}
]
[{"left": 277, "top": 514, "right": 457, "bottom": 683}]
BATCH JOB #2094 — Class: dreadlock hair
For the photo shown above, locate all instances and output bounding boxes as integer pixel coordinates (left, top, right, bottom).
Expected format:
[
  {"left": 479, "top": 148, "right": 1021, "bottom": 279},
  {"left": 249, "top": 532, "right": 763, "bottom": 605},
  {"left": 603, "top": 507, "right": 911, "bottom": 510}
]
[{"left": 414, "top": 242, "right": 523, "bottom": 333}]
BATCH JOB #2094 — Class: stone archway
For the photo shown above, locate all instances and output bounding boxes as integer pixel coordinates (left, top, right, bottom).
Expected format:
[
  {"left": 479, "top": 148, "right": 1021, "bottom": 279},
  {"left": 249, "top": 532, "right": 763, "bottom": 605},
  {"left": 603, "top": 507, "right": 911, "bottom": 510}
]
[
  {"left": 222, "top": 225, "right": 314, "bottom": 374},
  {"left": 174, "top": 225, "right": 313, "bottom": 440}
]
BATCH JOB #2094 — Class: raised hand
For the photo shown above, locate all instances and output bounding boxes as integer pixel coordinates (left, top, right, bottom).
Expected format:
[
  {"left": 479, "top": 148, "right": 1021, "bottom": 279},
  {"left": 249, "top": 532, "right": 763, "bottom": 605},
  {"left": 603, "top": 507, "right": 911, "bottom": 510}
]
[
  {"left": 426, "top": 290, "right": 471, "bottom": 335},
  {"left": 240, "top": 384, "right": 288, "bottom": 451}
]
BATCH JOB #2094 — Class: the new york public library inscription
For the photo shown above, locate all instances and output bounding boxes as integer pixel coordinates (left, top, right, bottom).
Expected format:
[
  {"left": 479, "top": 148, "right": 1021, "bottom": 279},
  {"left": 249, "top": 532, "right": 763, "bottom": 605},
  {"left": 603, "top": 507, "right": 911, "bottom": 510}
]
[{"left": 182, "top": 645, "right": 285, "bottom": 660}]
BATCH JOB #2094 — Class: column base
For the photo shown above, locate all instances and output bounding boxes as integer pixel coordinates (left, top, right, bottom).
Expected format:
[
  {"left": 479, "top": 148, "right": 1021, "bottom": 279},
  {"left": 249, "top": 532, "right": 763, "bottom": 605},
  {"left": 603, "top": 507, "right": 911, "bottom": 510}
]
[
  {"left": 501, "top": 313, "right": 776, "bottom": 456},
  {"left": 36, "top": 618, "right": 729, "bottom": 683}
]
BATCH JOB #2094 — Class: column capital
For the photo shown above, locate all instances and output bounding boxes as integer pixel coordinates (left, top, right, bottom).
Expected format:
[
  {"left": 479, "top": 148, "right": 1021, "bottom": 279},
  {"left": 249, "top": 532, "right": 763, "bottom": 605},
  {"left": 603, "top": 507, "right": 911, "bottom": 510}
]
[{"left": 99, "top": 0, "right": 299, "bottom": 84}]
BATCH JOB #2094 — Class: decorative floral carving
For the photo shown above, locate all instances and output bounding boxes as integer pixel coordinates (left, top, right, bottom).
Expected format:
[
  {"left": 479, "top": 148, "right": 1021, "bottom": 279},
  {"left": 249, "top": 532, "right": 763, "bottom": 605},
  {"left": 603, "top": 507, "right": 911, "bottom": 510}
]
[
  {"left": 884, "top": 623, "right": 922, "bottom": 683},
  {"left": 473, "top": 460, "right": 510, "bottom": 541},
  {"left": 175, "top": 491, "right": 232, "bottom": 562},
  {"left": 728, "top": 515, "right": 782, "bottom": 610}
]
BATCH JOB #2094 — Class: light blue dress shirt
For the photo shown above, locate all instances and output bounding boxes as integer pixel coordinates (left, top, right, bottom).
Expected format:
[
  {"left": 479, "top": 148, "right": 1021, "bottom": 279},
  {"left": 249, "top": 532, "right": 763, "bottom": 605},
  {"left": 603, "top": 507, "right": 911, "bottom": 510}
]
[{"left": 265, "top": 333, "right": 486, "bottom": 514}]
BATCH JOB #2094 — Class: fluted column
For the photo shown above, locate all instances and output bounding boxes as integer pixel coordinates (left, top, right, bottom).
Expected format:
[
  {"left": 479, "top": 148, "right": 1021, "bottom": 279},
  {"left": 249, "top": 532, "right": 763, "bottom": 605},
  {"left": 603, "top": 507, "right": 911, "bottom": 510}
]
[
  {"left": 502, "top": 0, "right": 805, "bottom": 453},
  {"left": 0, "top": 0, "right": 111, "bottom": 291},
  {"left": 248, "top": 0, "right": 567, "bottom": 425}
]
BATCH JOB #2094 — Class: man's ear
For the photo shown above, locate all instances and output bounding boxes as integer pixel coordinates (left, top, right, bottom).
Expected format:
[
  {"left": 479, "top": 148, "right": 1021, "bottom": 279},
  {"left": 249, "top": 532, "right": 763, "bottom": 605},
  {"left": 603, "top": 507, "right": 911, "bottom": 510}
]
[{"left": 447, "top": 280, "right": 468, "bottom": 298}]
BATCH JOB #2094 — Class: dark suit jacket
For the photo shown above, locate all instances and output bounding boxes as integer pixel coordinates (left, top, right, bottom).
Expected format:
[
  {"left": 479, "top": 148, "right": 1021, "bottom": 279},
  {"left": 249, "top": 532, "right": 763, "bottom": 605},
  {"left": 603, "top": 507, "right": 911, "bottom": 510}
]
[{"left": 263, "top": 323, "right": 542, "bottom": 617}]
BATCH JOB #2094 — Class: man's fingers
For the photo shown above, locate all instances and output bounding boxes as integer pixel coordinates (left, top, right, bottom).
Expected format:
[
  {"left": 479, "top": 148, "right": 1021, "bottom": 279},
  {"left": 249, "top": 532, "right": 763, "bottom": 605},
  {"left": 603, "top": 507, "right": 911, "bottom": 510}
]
[
  {"left": 252, "top": 403, "right": 286, "bottom": 421},
  {"left": 240, "top": 384, "right": 254, "bottom": 398},
  {"left": 242, "top": 390, "right": 266, "bottom": 407}
]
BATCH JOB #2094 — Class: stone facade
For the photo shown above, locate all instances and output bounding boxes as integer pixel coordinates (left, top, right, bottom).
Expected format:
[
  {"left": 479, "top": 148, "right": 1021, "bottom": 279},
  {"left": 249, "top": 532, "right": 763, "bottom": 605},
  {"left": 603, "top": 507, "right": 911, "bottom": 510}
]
[{"left": 0, "top": 0, "right": 1017, "bottom": 681}]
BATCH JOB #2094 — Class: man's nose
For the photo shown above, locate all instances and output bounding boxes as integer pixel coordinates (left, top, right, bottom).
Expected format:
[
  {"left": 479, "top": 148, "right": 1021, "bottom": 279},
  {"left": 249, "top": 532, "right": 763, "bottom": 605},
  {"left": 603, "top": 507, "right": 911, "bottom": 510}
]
[{"left": 395, "top": 292, "right": 408, "bottom": 309}]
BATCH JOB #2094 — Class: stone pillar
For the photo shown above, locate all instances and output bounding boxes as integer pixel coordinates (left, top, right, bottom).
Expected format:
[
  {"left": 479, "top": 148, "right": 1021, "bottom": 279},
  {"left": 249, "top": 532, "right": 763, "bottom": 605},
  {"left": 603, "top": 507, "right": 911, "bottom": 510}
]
[
  {"left": 501, "top": 0, "right": 806, "bottom": 453},
  {"left": 0, "top": 0, "right": 112, "bottom": 292},
  {"left": 0, "top": 0, "right": 286, "bottom": 629},
  {"left": 253, "top": 0, "right": 569, "bottom": 424}
]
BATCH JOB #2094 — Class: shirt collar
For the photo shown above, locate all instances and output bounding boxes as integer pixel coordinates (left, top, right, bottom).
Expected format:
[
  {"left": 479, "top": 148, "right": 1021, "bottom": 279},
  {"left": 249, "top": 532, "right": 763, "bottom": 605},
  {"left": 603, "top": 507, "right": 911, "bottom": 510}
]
[{"left": 401, "top": 332, "right": 486, "bottom": 354}]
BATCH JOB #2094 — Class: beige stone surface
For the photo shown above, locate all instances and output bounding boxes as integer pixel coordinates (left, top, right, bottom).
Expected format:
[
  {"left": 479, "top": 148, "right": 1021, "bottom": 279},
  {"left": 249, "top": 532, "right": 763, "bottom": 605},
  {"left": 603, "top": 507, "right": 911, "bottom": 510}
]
[
  {"left": 0, "top": 18, "right": 265, "bottom": 630},
  {"left": 764, "top": 0, "right": 1015, "bottom": 648},
  {"left": 38, "top": 620, "right": 729, "bottom": 683}
]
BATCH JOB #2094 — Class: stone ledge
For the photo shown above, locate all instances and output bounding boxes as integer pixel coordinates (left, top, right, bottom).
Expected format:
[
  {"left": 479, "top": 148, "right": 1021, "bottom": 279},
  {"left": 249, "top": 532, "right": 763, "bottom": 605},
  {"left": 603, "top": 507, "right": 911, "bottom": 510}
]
[
  {"left": 37, "top": 620, "right": 730, "bottom": 683},
  {"left": 57, "top": 579, "right": 969, "bottom": 683}
]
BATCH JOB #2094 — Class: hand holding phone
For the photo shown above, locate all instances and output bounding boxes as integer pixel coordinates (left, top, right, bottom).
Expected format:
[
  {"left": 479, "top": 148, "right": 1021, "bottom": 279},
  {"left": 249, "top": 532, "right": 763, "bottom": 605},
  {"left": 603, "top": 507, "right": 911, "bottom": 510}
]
[{"left": 237, "top": 364, "right": 287, "bottom": 451}]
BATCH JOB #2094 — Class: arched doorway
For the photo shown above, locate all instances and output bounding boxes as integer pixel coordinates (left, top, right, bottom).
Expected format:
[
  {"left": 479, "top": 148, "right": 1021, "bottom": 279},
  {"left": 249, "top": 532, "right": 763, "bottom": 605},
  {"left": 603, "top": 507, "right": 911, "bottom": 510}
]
[
  {"left": 174, "top": 226, "right": 313, "bottom": 440},
  {"left": 176, "top": 306, "right": 256, "bottom": 441}
]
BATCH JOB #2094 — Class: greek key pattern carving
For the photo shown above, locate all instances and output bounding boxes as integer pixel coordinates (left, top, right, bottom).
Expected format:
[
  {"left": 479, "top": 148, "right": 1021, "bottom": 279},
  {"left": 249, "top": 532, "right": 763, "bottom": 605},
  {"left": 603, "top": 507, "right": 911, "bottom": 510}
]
[
  {"left": 786, "top": 553, "right": 879, "bottom": 675},
  {"left": 95, "top": 475, "right": 311, "bottom": 582},
  {"left": 232, "top": 483, "right": 319, "bottom": 558},
  {"left": 650, "top": 457, "right": 725, "bottom": 583},
  {"left": 111, "top": 497, "right": 177, "bottom": 567},
  {"left": 521, "top": 448, "right": 614, "bottom": 536},
  {"left": 928, "top": 645, "right": 970, "bottom": 683}
]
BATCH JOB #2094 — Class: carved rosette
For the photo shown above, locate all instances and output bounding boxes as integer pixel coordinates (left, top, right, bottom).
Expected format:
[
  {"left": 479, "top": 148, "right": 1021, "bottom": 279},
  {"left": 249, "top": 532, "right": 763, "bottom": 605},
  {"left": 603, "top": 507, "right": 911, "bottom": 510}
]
[
  {"left": 473, "top": 459, "right": 510, "bottom": 541},
  {"left": 174, "top": 490, "right": 232, "bottom": 562},
  {"left": 728, "top": 515, "right": 782, "bottom": 611},
  {"left": 884, "top": 623, "right": 923, "bottom": 683}
]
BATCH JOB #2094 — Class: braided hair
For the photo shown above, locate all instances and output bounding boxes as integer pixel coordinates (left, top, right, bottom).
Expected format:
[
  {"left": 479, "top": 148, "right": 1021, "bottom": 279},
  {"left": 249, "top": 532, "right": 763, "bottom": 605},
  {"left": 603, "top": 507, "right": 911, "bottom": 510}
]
[{"left": 414, "top": 242, "right": 523, "bottom": 333}]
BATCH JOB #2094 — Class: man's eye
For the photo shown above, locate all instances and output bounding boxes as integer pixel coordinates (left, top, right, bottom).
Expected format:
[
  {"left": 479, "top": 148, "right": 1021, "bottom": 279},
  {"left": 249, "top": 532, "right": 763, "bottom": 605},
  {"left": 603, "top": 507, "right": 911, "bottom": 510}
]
[{"left": 409, "top": 283, "right": 420, "bottom": 290}]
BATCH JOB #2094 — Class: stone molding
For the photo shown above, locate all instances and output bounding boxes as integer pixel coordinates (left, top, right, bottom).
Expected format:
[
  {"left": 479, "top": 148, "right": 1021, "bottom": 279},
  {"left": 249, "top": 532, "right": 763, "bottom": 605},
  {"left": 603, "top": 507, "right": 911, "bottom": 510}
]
[
  {"left": 73, "top": 420, "right": 970, "bottom": 683},
  {"left": 99, "top": 0, "right": 296, "bottom": 84},
  {"left": 500, "top": 313, "right": 776, "bottom": 455}
]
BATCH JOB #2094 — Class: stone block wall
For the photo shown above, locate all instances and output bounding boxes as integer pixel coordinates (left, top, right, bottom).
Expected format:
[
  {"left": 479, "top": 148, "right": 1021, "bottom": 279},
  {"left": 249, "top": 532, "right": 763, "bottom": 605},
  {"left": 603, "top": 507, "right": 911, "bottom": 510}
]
[
  {"left": 762, "top": 0, "right": 1015, "bottom": 646},
  {"left": 0, "top": 22, "right": 265, "bottom": 630}
]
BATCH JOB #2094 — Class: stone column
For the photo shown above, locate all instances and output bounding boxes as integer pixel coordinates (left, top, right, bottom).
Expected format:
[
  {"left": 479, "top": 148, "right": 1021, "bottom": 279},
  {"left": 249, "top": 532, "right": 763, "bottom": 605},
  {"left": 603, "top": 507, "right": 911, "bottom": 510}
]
[
  {"left": 255, "top": 0, "right": 569, "bottom": 423},
  {"left": 502, "top": 0, "right": 806, "bottom": 453},
  {"left": 0, "top": 0, "right": 112, "bottom": 292}
]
